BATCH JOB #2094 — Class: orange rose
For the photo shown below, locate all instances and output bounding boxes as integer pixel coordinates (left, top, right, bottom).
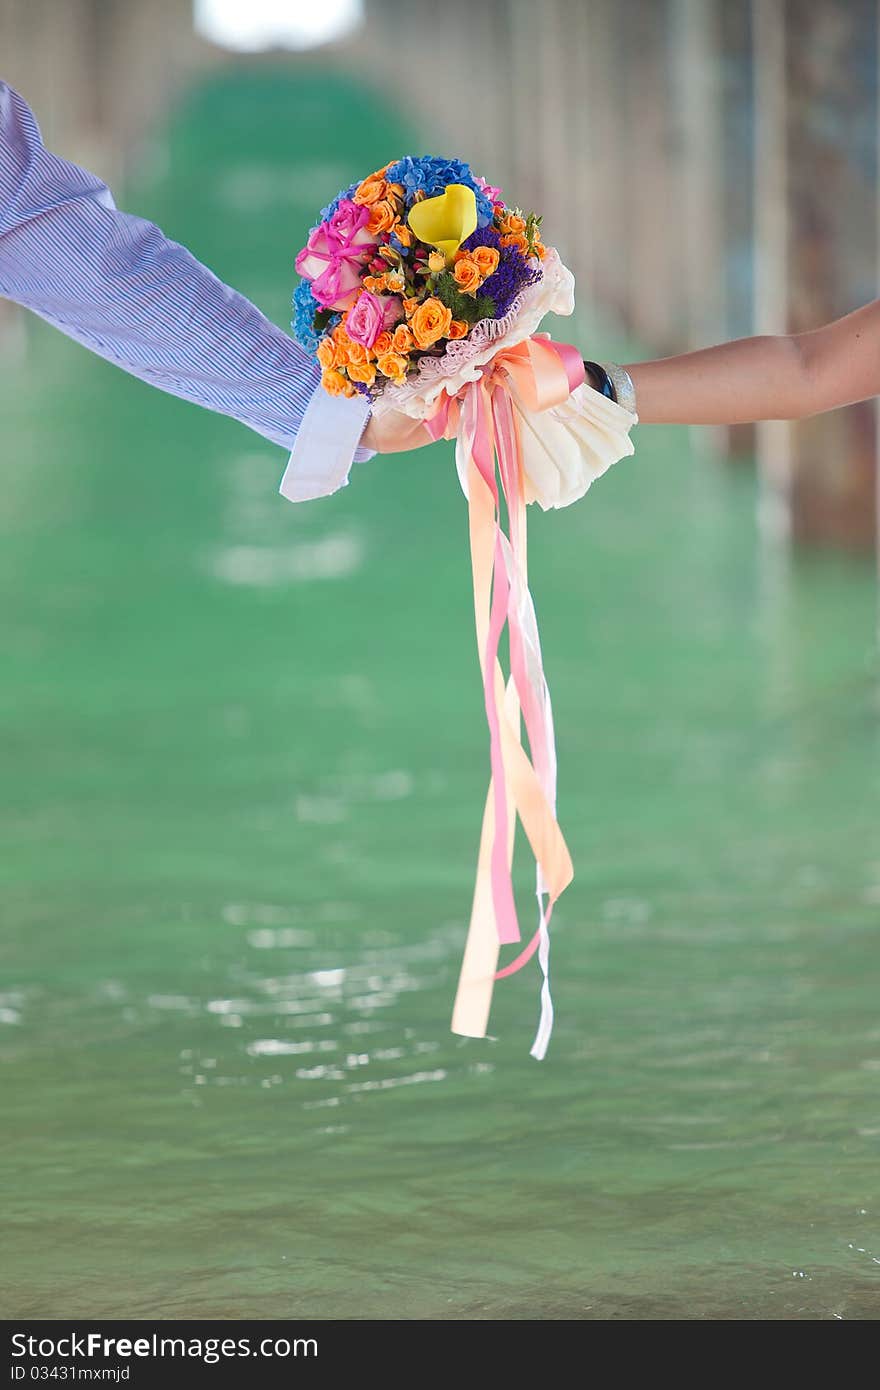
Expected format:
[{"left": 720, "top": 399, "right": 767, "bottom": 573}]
[
  {"left": 367, "top": 199, "right": 397, "bottom": 235},
  {"left": 316, "top": 338, "right": 337, "bottom": 370},
  {"left": 499, "top": 212, "right": 526, "bottom": 236},
  {"left": 363, "top": 274, "right": 386, "bottom": 293},
  {"left": 386, "top": 182, "right": 405, "bottom": 202},
  {"left": 376, "top": 351, "right": 408, "bottom": 382},
  {"left": 472, "top": 246, "right": 500, "bottom": 278},
  {"left": 347, "top": 361, "right": 377, "bottom": 387},
  {"left": 500, "top": 233, "right": 530, "bottom": 256},
  {"left": 353, "top": 175, "right": 387, "bottom": 206},
  {"left": 372, "top": 330, "right": 394, "bottom": 357},
  {"left": 345, "top": 340, "right": 368, "bottom": 366},
  {"left": 332, "top": 322, "right": 351, "bottom": 346},
  {"left": 409, "top": 296, "right": 453, "bottom": 348},
  {"left": 392, "top": 324, "right": 415, "bottom": 353},
  {"left": 321, "top": 368, "right": 349, "bottom": 397},
  {"left": 393, "top": 224, "right": 413, "bottom": 248},
  {"left": 402, "top": 295, "right": 421, "bottom": 318},
  {"left": 452, "top": 258, "right": 481, "bottom": 295},
  {"left": 447, "top": 319, "right": 469, "bottom": 340}
]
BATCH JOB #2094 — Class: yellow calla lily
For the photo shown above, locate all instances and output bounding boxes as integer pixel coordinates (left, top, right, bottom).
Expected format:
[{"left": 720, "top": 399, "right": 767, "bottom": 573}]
[{"left": 407, "top": 184, "right": 478, "bottom": 264}]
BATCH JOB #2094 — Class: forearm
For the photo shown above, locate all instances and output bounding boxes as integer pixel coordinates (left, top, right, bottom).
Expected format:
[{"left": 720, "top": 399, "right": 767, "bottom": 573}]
[
  {"left": 0, "top": 79, "right": 373, "bottom": 459},
  {"left": 623, "top": 297, "right": 880, "bottom": 427},
  {"left": 622, "top": 334, "right": 812, "bottom": 426}
]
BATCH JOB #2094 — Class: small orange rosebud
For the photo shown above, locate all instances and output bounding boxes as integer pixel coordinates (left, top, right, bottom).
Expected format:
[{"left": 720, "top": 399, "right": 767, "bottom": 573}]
[
  {"left": 393, "top": 224, "right": 413, "bottom": 248},
  {"left": 316, "top": 338, "right": 337, "bottom": 370},
  {"left": 500, "top": 233, "right": 530, "bottom": 255},
  {"left": 392, "top": 324, "right": 415, "bottom": 353},
  {"left": 367, "top": 199, "right": 397, "bottom": 235},
  {"left": 345, "top": 340, "right": 368, "bottom": 366},
  {"left": 452, "top": 258, "right": 481, "bottom": 296},
  {"left": 447, "top": 319, "right": 469, "bottom": 340},
  {"left": 499, "top": 212, "right": 526, "bottom": 236},
  {"left": 376, "top": 351, "right": 408, "bottom": 382},
  {"left": 353, "top": 175, "right": 387, "bottom": 206},
  {"left": 427, "top": 250, "right": 446, "bottom": 274},
  {"left": 347, "top": 361, "right": 377, "bottom": 387},
  {"left": 402, "top": 296, "right": 421, "bottom": 318},
  {"left": 321, "top": 368, "right": 350, "bottom": 397},
  {"left": 472, "top": 246, "right": 500, "bottom": 278},
  {"left": 409, "top": 296, "right": 453, "bottom": 349}
]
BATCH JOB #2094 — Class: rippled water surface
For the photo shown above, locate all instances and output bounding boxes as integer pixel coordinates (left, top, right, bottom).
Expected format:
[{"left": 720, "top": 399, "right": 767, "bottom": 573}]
[{"left": 2, "top": 72, "right": 879, "bottom": 1319}]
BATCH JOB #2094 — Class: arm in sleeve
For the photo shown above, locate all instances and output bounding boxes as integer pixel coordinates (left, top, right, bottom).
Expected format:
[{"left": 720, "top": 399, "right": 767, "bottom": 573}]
[{"left": 0, "top": 79, "right": 372, "bottom": 477}]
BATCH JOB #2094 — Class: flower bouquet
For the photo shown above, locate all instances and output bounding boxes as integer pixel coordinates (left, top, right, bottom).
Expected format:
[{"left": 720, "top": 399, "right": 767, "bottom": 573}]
[{"left": 291, "top": 156, "right": 637, "bottom": 1057}]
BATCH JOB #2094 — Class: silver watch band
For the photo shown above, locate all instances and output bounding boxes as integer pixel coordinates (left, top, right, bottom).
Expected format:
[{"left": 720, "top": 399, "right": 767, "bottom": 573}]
[{"left": 602, "top": 362, "right": 637, "bottom": 416}]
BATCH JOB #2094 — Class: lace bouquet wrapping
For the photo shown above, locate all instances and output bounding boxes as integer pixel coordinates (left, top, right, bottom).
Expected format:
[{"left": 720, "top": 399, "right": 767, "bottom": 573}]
[{"left": 292, "top": 156, "right": 637, "bottom": 1057}]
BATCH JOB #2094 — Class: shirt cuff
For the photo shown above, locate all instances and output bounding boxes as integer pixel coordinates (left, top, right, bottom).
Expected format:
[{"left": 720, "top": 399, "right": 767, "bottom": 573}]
[{"left": 279, "top": 387, "right": 374, "bottom": 503}]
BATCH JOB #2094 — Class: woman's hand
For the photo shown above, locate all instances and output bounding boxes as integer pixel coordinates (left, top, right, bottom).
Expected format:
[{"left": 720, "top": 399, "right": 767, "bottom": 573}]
[{"left": 362, "top": 409, "right": 436, "bottom": 453}]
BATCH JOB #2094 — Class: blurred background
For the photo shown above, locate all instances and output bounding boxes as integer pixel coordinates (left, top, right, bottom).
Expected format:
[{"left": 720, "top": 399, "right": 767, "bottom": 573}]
[
  {"left": 4, "top": 0, "right": 880, "bottom": 550},
  {"left": 2, "top": 1, "right": 880, "bottom": 1320}
]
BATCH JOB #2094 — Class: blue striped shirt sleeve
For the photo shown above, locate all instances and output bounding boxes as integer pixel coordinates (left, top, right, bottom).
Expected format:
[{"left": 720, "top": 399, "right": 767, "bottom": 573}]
[{"left": 0, "top": 80, "right": 372, "bottom": 460}]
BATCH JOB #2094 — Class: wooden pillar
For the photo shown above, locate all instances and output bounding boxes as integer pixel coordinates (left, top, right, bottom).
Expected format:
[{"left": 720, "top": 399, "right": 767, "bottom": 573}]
[
  {"left": 672, "top": 0, "right": 726, "bottom": 351},
  {"left": 753, "top": 0, "right": 793, "bottom": 541},
  {"left": 583, "top": 0, "right": 628, "bottom": 333},
  {"left": 720, "top": 0, "right": 757, "bottom": 461},
  {"left": 625, "top": 0, "right": 681, "bottom": 353},
  {"left": 785, "top": 0, "right": 877, "bottom": 551}
]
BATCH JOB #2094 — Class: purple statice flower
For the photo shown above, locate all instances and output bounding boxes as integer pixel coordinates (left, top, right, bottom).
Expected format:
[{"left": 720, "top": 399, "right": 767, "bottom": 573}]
[
  {"left": 461, "top": 226, "right": 502, "bottom": 253},
  {"left": 461, "top": 227, "right": 542, "bottom": 318}
]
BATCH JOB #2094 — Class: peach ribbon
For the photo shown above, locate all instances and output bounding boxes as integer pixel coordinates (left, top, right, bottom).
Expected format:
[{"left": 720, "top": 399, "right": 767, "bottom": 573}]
[{"left": 424, "top": 336, "right": 584, "bottom": 1058}]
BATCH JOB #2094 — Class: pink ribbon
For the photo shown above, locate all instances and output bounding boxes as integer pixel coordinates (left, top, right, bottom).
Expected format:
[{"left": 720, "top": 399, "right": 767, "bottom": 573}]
[{"left": 435, "top": 336, "right": 584, "bottom": 1054}]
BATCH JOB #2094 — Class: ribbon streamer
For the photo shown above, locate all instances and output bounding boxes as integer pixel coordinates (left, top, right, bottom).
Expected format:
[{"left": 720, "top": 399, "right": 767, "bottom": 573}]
[{"left": 426, "top": 336, "right": 584, "bottom": 1058}]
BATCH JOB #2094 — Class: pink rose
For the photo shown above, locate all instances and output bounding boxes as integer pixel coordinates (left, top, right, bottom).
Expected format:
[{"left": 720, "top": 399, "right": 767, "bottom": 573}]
[
  {"left": 295, "top": 200, "right": 377, "bottom": 312},
  {"left": 328, "top": 198, "right": 375, "bottom": 253},
  {"left": 311, "top": 255, "right": 364, "bottom": 312},
  {"left": 295, "top": 222, "right": 337, "bottom": 284},
  {"left": 346, "top": 290, "right": 404, "bottom": 348}
]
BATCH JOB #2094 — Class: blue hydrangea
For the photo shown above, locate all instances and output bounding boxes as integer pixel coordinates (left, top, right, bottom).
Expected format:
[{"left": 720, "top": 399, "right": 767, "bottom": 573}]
[
  {"left": 386, "top": 156, "right": 494, "bottom": 227},
  {"left": 389, "top": 230, "right": 409, "bottom": 258},
  {"left": 291, "top": 280, "right": 339, "bottom": 355},
  {"left": 317, "top": 180, "right": 358, "bottom": 224}
]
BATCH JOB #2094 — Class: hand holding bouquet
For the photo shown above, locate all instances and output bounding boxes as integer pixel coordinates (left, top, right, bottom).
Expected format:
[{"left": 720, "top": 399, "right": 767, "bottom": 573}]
[{"left": 292, "top": 156, "right": 638, "bottom": 1056}]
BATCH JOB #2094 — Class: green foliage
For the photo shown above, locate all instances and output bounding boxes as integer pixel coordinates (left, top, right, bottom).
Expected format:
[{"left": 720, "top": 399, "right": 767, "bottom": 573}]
[
  {"left": 524, "top": 212, "right": 544, "bottom": 258},
  {"left": 433, "top": 271, "right": 496, "bottom": 326}
]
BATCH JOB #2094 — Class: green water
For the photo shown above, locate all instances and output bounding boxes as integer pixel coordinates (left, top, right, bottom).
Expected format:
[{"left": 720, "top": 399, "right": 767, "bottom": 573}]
[{"left": 2, "top": 71, "right": 880, "bottom": 1320}]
